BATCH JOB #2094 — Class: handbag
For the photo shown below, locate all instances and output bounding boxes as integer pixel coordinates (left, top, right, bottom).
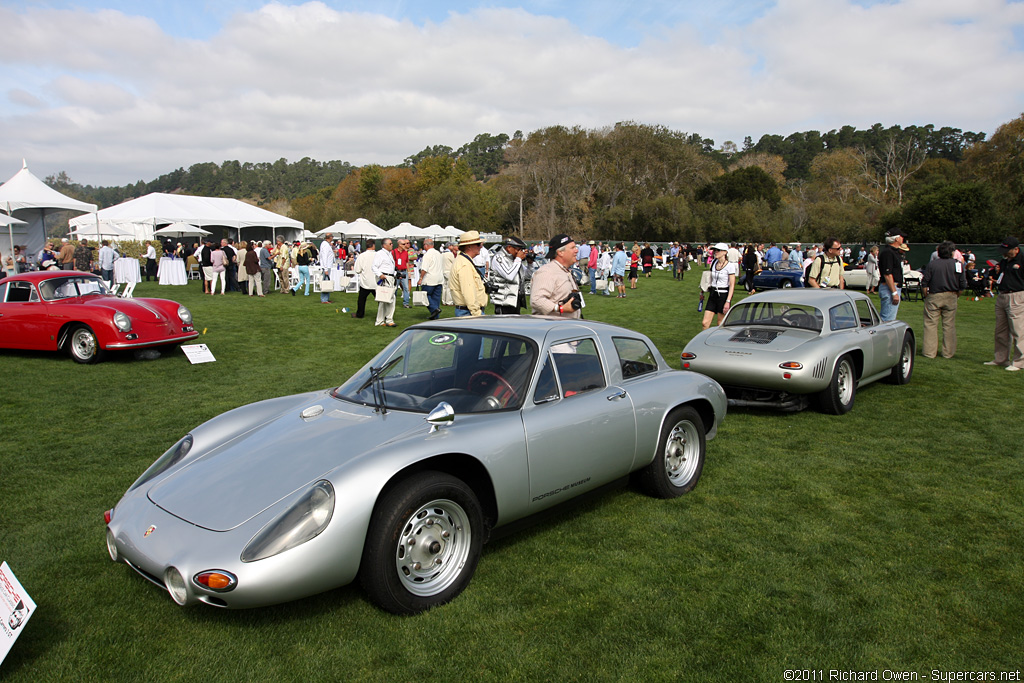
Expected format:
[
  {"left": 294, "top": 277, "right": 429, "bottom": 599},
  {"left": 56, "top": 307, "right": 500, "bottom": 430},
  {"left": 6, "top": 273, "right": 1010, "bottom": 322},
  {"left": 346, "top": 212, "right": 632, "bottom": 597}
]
[
  {"left": 595, "top": 279, "right": 607, "bottom": 290},
  {"left": 320, "top": 273, "right": 334, "bottom": 292},
  {"left": 375, "top": 285, "right": 396, "bottom": 303},
  {"left": 412, "top": 289, "right": 428, "bottom": 307}
]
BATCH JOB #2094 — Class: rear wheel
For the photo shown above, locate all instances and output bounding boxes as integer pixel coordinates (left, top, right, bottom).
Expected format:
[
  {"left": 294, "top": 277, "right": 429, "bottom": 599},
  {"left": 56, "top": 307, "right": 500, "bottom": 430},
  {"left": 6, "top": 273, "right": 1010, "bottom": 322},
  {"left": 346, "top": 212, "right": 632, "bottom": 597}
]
[
  {"left": 817, "top": 354, "right": 856, "bottom": 415},
  {"left": 360, "top": 471, "right": 483, "bottom": 615},
  {"left": 66, "top": 324, "right": 104, "bottom": 364},
  {"left": 780, "top": 280, "right": 793, "bottom": 289},
  {"left": 886, "top": 331, "right": 915, "bottom": 385},
  {"left": 633, "top": 407, "right": 706, "bottom": 498}
]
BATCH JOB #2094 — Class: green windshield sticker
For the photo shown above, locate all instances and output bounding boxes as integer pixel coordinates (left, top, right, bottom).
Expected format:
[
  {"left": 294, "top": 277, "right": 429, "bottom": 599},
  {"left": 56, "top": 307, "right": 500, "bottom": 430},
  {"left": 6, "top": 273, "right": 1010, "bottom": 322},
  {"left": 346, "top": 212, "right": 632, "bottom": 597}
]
[{"left": 429, "top": 333, "right": 457, "bottom": 346}]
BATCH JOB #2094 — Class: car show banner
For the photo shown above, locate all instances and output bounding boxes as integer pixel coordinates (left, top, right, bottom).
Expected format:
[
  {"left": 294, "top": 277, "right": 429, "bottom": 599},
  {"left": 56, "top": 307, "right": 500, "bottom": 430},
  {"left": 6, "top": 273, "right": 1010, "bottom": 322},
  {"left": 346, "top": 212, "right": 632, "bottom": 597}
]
[{"left": 0, "top": 562, "right": 36, "bottom": 666}]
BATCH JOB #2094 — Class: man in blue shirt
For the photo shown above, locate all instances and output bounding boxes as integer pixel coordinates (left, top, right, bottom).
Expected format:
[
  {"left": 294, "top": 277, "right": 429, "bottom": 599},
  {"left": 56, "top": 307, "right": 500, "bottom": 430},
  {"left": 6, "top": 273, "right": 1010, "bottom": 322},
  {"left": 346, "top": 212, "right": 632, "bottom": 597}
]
[
  {"left": 611, "top": 242, "right": 629, "bottom": 298},
  {"left": 765, "top": 243, "right": 784, "bottom": 266}
]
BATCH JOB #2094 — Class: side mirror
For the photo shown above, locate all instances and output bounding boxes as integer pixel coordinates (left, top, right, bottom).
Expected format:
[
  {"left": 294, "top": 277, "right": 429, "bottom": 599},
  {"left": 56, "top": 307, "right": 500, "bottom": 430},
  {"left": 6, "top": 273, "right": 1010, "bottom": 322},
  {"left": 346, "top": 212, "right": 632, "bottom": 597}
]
[{"left": 425, "top": 402, "right": 455, "bottom": 433}]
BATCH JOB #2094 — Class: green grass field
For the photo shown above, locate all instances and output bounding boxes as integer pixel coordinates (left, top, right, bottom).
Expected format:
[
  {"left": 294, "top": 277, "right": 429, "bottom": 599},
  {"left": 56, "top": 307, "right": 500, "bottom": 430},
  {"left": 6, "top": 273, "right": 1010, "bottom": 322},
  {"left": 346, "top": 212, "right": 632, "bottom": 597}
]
[{"left": 1, "top": 268, "right": 1021, "bottom": 682}]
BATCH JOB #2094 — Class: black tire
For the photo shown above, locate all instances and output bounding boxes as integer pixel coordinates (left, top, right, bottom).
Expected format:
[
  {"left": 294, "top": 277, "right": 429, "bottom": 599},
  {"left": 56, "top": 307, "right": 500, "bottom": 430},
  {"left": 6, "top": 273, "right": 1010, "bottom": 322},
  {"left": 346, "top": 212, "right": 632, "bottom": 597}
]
[
  {"left": 360, "top": 471, "right": 483, "bottom": 615},
  {"left": 886, "top": 331, "right": 915, "bottom": 385},
  {"left": 633, "top": 406, "right": 706, "bottom": 498},
  {"left": 66, "top": 324, "right": 104, "bottom": 364},
  {"left": 817, "top": 354, "right": 856, "bottom": 415},
  {"left": 780, "top": 280, "right": 793, "bottom": 289}
]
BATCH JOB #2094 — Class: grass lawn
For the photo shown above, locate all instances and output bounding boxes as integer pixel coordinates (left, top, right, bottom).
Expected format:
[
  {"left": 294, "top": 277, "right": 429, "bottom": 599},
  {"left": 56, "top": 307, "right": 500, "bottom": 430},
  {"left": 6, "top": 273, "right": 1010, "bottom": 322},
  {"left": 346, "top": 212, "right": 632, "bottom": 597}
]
[{"left": 1, "top": 268, "right": 1021, "bottom": 682}]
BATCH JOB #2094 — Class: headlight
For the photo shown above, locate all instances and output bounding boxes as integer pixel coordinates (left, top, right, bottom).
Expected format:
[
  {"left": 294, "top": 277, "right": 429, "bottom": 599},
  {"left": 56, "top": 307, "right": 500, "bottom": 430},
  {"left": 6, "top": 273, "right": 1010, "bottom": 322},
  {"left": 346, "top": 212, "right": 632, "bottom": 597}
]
[
  {"left": 113, "top": 311, "right": 132, "bottom": 332},
  {"left": 177, "top": 305, "right": 193, "bottom": 325},
  {"left": 129, "top": 434, "right": 193, "bottom": 491},
  {"left": 164, "top": 567, "right": 188, "bottom": 605},
  {"left": 241, "top": 481, "right": 335, "bottom": 562}
]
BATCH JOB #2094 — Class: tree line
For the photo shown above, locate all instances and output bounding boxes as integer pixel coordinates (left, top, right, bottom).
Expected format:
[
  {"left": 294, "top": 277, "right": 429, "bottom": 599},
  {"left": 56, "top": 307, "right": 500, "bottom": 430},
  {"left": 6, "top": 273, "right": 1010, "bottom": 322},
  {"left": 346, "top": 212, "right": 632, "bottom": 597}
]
[{"left": 47, "top": 117, "right": 1023, "bottom": 245}]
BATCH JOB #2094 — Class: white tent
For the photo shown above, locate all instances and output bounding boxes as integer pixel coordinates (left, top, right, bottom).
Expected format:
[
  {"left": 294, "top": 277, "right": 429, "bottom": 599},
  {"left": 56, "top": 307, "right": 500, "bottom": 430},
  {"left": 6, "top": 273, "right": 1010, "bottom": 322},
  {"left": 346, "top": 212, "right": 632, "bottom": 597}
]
[
  {"left": 0, "top": 161, "right": 97, "bottom": 260},
  {"left": 330, "top": 218, "right": 388, "bottom": 239},
  {"left": 68, "top": 192, "right": 303, "bottom": 243},
  {"left": 315, "top": 220, "right": 346, "bottom": 237},
  {"left": 387, "top": 222, "right": 428, "bottom": 238},
  {"left": 153, "top": 223, "right": 212, "bottom": 238}
]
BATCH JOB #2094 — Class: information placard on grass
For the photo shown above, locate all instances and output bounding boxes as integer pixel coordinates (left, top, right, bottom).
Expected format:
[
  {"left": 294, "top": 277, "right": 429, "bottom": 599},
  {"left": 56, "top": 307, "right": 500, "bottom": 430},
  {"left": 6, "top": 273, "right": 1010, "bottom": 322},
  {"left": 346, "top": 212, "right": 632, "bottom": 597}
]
[
  {"left": 0, "top": 561, "right": 36, "bottom": 666},
  {"left": 181, "top": 343, "right": 217, "bottom": 364}
]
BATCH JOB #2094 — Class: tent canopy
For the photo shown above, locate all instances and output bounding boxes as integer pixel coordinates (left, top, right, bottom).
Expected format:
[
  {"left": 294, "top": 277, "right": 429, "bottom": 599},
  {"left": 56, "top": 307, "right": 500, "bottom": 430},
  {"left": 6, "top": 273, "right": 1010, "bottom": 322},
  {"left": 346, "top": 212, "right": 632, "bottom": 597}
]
[
  {"left": 68, "top": 193, "right": 303, "bottom": 243},
  {"left": 1, "top": 162, "right": 97, "bottom": 260}
]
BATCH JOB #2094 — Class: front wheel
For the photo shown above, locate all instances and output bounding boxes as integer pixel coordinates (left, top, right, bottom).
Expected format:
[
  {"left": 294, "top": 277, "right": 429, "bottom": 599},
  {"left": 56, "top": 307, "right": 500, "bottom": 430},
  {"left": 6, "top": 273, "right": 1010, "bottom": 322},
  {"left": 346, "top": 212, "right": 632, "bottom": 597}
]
[
  {"left": 633, "top": 406, "right": 706, "bottom": 498},
  {"left": 360, "top": 471, "right": 483, "bottom": 615},
  {"left": 66, "top": 324, "right": 104, "bottom": 364},
  {"left": 817, "top": 354, "right": 856, "bottom": 415},
  {"left": 886, "top": 331, "right": 915, "bottom": 385},
  {"left": 780, "top": 280, "right": 793, "bottom": 289}
]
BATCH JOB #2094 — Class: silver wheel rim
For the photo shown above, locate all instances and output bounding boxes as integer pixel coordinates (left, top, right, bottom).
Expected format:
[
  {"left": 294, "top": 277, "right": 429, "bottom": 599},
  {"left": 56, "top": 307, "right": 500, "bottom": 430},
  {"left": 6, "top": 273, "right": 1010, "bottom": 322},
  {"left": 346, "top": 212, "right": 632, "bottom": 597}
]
[
  {"left": 664, "top": 420, "right": 701, "bottom": 487},
  {"left": 395, "top": 498, "right": 471, "bottom": 597},
  {"left": 837, "top": 360, "right": 854, "bottom": 405},
  {"left": 71, "top": 328, "right": 96, "bottom": 360},
  {"left": 900, "top": 341, "right": 912, "bottom": 377}
]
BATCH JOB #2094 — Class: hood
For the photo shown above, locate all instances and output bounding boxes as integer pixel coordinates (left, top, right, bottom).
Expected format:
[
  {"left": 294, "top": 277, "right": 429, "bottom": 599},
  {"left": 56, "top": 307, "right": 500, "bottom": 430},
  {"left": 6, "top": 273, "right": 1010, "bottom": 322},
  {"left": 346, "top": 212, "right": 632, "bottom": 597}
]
[
  {"left": 701, "top": 325, "right": 818, "bottom": 354},
  {"left": 147, "top": 399, "right": 427, "bottom": 531},
  {"left": 88, "top": 296, "right": 173, "bottom": 321}
]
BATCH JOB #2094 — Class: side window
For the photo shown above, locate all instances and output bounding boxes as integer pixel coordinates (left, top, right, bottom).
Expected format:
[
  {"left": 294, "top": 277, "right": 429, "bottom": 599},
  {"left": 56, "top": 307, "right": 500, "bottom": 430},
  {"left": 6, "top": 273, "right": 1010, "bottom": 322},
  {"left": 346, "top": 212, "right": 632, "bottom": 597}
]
[
  {"left": 5, "top": 281, "right": 36, "bottom": 303},
  {"left": 552, "top": 338, "right": 605, "bottom": 396},
  {"left": 613, "top": 337, "right": 658, "bottom": 379},
  {"left": 0, "top": 282, "right": 7, "bottom": 302},
  {"left": 855, "top": 299, "right": 876, "bottom": 327},
  {"left": 533, "top": 355, "right": 559, "bottom": 404},
  {"left": 829, "top": 302, "right": 858, "bottom": 331}
]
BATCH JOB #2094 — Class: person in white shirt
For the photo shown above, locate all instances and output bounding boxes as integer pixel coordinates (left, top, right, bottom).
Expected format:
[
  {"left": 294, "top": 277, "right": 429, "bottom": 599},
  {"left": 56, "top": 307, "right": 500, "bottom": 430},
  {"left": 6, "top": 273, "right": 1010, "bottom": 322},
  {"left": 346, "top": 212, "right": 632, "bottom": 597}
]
[
  {"left": 351, "top": 241, "right": 376, "bottom": 318},
  {"left": 703, "top": 243, "right": 737, "bottom": 330},
  {"left": 372, "top": 238, "right": 397, "bottom": 326},
  {"left": 319, "top": 233, "right": 335, "bottom": 303},
  {"left": 144, "top": 241, "right": 157, "bottom": 281},
  {"left": 417, "top": 238, "right": 444, "bottom": 320}
]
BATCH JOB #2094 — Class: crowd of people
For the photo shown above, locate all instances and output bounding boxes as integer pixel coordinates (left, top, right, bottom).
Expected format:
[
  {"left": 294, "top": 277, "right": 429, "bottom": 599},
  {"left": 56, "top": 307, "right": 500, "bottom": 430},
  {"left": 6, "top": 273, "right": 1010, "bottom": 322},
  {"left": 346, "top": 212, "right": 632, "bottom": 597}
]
[{"left": 3, "top": 228, "right": 1021, "bottom": 373}]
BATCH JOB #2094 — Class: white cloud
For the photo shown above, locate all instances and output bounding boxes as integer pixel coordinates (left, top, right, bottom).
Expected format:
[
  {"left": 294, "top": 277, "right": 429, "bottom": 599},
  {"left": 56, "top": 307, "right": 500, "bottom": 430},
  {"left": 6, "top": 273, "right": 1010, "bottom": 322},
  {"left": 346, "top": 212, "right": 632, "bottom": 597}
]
[{"left": 1, "top": 0, "right": 1022, "bottom": 186}]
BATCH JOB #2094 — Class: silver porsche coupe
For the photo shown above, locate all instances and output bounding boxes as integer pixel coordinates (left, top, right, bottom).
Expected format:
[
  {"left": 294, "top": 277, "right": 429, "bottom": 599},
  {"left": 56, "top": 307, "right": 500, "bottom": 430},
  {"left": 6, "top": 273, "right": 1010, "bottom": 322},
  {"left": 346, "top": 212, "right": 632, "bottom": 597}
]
[
  {"left": 680, "top": 289, "right": 914, "bottom": 414},
  {"left": 105, "top": 316, "right": 727, "bottom": 614}
]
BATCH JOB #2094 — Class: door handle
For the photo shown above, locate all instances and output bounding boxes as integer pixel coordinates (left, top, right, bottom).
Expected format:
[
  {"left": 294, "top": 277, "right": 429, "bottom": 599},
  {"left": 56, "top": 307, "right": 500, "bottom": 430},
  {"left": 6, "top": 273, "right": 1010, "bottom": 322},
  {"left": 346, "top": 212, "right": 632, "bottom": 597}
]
[{"left": 606, "top": 388, "right": 627, "bottom": 401}]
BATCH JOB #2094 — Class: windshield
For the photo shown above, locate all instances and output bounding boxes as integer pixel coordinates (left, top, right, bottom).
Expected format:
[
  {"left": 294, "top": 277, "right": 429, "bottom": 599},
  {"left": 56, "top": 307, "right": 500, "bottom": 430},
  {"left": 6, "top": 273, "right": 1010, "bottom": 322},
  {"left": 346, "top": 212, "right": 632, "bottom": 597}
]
[
  {"left": 723, "top": 301, "right": 823, "bottom": 332},
  {"left": 38, "top": 276, "right": 112, "bottom": 301},
  {"left": 333, "top": 328, "right": 538, "bottom": 413}
]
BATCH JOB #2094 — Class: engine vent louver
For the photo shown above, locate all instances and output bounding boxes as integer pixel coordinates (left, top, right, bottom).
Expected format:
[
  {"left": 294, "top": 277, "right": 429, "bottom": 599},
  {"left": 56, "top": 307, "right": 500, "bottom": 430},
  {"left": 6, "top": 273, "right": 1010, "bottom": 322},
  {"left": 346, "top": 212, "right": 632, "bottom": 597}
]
[
  {"left": 728, "top": 328, "right": 783, "bottom": 344},
  {"left": 812, "top": 357, "right": 828, "bottom": 380}
]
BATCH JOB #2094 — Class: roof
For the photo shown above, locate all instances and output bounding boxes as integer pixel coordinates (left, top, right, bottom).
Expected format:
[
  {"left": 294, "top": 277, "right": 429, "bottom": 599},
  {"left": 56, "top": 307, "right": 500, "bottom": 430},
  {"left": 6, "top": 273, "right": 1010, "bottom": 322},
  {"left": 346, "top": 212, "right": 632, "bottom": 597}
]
[
  {"left": 409, "top": 314, "right": 648, "bottom": 339},
  {"left": 740, "top": 288, "right": 869, "bottom": 308},
  {"left": 68, "top": 193, "right": 301, "bottom": 230},
  {"left": 0, "top": 164, "right": 97, "bottom": 213},
  {"left": 2, "top": 271, "right": 104, "bottom": 284}
]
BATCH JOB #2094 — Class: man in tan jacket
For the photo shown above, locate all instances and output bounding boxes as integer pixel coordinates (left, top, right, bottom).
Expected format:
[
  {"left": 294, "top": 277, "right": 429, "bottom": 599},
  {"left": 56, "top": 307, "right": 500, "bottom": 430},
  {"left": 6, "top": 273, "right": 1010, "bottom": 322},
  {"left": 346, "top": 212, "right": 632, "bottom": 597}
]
[
  {"left": 448, "top": 231, "right": 488, "bottom": 316},
  {"left": 531, "top": 234, "right": 582, "bottom": 319}
]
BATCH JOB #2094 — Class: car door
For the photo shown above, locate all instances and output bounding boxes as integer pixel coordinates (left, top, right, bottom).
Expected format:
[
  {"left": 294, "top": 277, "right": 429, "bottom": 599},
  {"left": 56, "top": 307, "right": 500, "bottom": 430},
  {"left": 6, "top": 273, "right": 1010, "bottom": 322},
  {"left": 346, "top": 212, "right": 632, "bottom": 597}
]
[
  {"left": 852, "top": 297, "right": 894, "bottom": 376},
  {"left": 0, "top": 280, "right": 50, "bottom": 349},
  {"left": 519, "top": 335, "right": 637, "bottom": 511}
]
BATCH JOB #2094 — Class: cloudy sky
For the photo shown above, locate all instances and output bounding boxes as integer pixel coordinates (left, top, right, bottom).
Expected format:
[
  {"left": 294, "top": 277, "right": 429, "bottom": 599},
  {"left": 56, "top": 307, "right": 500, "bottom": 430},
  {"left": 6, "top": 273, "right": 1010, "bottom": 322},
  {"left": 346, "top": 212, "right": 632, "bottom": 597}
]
[{"left": 2, "top": 0, "right": 1023, "bottom": 187}]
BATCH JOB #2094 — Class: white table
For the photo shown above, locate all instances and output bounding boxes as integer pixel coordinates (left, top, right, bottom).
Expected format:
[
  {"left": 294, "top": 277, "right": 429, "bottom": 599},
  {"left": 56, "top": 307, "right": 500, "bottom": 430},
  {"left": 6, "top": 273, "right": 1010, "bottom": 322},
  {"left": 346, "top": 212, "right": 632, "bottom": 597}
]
[
  {"left": 158, "top": 258, "right": 187, "bottom": 285},
  {"left": 114, "top": 259, "right": 141, "bottom": 284}
]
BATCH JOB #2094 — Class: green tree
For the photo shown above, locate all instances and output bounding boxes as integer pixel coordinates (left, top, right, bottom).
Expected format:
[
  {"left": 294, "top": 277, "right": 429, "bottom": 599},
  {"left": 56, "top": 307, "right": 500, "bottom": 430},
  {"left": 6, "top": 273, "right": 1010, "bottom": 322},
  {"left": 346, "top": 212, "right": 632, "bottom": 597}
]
[{"left": 696, "top": 166, "right": 781, "bottom": 210}]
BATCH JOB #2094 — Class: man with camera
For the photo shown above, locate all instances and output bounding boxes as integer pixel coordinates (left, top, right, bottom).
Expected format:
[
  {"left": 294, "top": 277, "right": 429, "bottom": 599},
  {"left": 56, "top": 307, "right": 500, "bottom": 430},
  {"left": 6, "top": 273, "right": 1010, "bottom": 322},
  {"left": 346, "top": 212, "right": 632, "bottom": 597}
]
[
  {"left": 489, "top": 235, "right": 529, "bottom": 315},
  {"left": 531, "top": 234, "right": 583, "bottom": 319}
]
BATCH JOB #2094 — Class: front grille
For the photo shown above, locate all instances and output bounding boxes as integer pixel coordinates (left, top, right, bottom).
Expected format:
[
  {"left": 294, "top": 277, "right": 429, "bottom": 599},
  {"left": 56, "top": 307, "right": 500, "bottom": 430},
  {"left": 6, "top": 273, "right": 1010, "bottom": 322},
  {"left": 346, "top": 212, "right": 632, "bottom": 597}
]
[
  {"left": 728, "top": 328, "right": 783, "bottom": 344},
  {"left": 125, "top": 558, "right": 165, "bottom": 589}
]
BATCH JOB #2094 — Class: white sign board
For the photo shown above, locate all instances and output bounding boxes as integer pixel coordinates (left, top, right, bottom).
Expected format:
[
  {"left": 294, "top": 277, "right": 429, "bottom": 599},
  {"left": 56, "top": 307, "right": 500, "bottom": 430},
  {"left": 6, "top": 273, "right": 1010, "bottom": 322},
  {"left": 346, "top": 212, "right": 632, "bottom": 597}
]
[
  {"left": 0, "top": 562, "right": 36, "bottom": 666},
  {"left": 181, "top": 343, "right": 217, "bottom": 364}
]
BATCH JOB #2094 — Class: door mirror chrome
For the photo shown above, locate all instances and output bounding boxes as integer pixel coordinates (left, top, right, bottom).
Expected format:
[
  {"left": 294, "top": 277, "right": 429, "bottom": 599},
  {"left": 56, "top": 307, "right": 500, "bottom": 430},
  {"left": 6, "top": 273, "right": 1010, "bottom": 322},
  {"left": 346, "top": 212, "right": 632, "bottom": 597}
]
[{"left": 426, "top": 402, "right": 455, "bottom": 433}]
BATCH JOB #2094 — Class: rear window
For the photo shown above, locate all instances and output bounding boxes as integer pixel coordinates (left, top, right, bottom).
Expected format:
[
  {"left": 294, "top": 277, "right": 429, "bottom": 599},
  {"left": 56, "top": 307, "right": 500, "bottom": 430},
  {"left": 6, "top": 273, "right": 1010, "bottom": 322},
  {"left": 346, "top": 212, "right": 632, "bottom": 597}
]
[{"left": 724, "top": 301, "right": 823, "bottom": 332}]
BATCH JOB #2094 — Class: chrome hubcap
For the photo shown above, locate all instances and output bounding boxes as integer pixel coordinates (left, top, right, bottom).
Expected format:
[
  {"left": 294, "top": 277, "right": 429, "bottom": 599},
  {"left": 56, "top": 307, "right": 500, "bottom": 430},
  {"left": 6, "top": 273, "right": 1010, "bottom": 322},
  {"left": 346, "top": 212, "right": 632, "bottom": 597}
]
[
  {"left": 72, "top": 329, "right": 96, "bottom": 359},
  {"left": 665, "top": 421, "right": 700, "bottom": 486},
  {"left": 395, "top": 499, "right": 471, "bottom": 596},
  {"left": 901, "top": 342, "right": 912, "bottom": 376},
  {"left": 837, "top": 361, "right": 854, "bottom": 404}
]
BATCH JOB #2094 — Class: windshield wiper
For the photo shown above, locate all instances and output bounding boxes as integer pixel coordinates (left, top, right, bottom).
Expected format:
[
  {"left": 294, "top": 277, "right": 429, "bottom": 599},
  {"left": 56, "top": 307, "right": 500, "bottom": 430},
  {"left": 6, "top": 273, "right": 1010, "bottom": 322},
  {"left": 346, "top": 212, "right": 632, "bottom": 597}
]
[{"left": 357, "top": 355, "right": 403, "bottom": 413}]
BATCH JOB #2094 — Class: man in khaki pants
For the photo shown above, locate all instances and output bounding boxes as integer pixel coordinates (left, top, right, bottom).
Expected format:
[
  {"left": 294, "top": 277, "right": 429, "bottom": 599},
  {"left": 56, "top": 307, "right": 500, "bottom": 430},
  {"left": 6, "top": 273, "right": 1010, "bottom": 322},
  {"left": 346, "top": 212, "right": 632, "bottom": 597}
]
[{"left": 921, "top": 240, "right": 967, "bottom": 359}]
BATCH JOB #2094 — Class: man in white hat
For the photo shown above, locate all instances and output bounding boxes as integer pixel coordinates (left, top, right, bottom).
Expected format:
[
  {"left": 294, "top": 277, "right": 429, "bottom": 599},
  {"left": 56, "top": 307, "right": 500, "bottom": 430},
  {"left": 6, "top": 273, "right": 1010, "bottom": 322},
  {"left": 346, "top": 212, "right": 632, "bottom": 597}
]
[{"left": 449, "top": 231, "right": 488, "bottom": 316}]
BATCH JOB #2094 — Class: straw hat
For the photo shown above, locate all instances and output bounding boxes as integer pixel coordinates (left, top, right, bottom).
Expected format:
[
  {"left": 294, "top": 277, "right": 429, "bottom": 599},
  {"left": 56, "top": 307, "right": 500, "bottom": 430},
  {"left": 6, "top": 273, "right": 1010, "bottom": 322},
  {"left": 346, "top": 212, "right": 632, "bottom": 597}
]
[{"left": 458, "top": 230, "right": 484, "bottom": 247}]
